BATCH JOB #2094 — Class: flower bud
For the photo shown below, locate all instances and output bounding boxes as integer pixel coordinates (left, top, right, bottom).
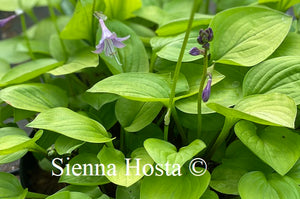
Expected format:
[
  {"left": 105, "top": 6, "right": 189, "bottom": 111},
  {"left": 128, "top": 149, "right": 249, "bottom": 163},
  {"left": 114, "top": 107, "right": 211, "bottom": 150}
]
[
  {"left": 189, "top": 47, "right": 204, "bottom": 56},
  {"left": 202, "top": 74, "right": 212, "bottom": 102}
]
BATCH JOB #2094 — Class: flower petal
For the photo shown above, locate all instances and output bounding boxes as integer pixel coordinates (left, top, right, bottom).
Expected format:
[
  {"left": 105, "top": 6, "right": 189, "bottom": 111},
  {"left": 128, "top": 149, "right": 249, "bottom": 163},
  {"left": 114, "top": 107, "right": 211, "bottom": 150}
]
[{"left": 93, "top": 42, "right": 105, "bottom": 54}]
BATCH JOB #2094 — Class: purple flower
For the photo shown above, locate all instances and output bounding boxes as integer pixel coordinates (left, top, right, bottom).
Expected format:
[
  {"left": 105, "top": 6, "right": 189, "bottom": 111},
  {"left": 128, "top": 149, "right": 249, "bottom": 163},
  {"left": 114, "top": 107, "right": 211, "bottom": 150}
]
[
  {"left": 202, "top": 74, "right": 212, "bottom": 102},
  {"left": 93, "top": 15, "right": 130, "bottom": 65},
  {"left": 0, "top": 10, "right": 23, "bottom": 28}
]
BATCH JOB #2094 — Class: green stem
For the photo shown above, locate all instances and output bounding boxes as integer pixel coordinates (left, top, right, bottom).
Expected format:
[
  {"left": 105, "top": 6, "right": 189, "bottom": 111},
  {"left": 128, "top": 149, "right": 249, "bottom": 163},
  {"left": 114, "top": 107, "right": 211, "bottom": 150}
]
[
  {"left": 197, "top": 50, "right": 208, "bottom": 138},
  {"left": 20, "top": 14, "right": 35, "bottom": 60},
  {"left": 26, "top": 191, "right": 48, "bottom": 199},
  {"left": 31, "top": 144, "right": 48, "bottom": 157},
  {"left": 47, "top": 0, "right": 68, "bottom": 61},
  {"left": 165, "top": 0, "right": 200, "bottom": 140},
  {"left": 207, "top": 117, "right": 235, "bottom": 159},
  {"left": 149, "top": 51, "right": 157, "bottom": 73},
  {"left": 164, "top": 123, "right": 169, "bottom": 141}
]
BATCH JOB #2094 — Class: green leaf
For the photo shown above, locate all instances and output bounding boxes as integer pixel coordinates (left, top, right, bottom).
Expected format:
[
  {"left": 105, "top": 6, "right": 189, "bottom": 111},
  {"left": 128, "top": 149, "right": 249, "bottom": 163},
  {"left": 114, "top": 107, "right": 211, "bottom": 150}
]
[
  {"left": 271, "top": 33, "right": 300, "bottom": 57},
  {"left": 210, "top": 6, "right": 292, "bottom": 66},
  {"left": 49, "top": 47, "right": 99, "bottom": 76},
  {"left": 46, "top": 191, "right": 91, "bottom": 199},
  {"left": 200, "top": 189, "right": 219, "bottom": 199},
  {"left": 0, "top": 83, "right": 68, "bottom": 112},
  {"left": 96, "top": 20, "right": 149, "bottom": 74},
  {"left": 243, "top": 56, "right": 300, "bottom": 105},
  {"left": 210, "top": 141, "right": 273, "bottom": 195},
  {"left": 238, "top": 171, "right": 300, "bottom": 199},
  {"left": 116, "top": 182, "right": 141, "bottom": 199},
  {"left": 88, "top": 72, "right": 189, "bottom": 103},
  {"left": 207, "top": 93, "right": 297, "bottom": 128},
  {"left": 235, "top": 121, "right": 300, "bottom": 175},
  {"left": 0, "top": 0, "right": 38, "bottom": 11},
  {"left": 60, "top": 185, "right": 103, "bottom": 199},
  {"left": 97, "top": 147, "right": 153, "bottom": 187},
  {"left": 259, "top": 0, "right": 300, "bottom": 11},
  {"left": 104, "top": 0, "right": 142, "bottom": 20},
  {"left": 0, "top": 36, "right": 30, "bottom": 64},
  {"left": 55, "top": 135, "right": 85, "bottom": 155},
  {"left": 144, "top": 138, "right": 206, "bottom": 172},
  {"left": 115, "top": 98, "right": 163, "bottom": 132},
  {"left": 27, "top": 107, "right": 112, "bottom": 143},
  {"left": 140, "top": 167, "right": 210, "bottom": 199},
  {"left": 0, "top": 59, "right": 11, "bottom": 79},
  {"left": 0, "top": 128, "right": 44, "bottom": 164},
  {"left": 151, "top": 30, "right": 202, "bottom": 62},
  {"left": 156, "top": 14, "right": 213, "bottom": 36},
  {"left": 0, "top": 58, "right": 63, "bottom": 87},
  {"left": 287, "top": 159, "right": 300, "bottom": 185},
  {"left": 60, "top": 0, "right": 98, "bottom": 43},
  {"left": 0, "top": 172, "right": 27, "bottom": 199},
  {"left": 81, "top": 93, "right": 119, "bottom": 110},
  {"left": 59, "top": 153, "right": 110, "bottom": 186}
]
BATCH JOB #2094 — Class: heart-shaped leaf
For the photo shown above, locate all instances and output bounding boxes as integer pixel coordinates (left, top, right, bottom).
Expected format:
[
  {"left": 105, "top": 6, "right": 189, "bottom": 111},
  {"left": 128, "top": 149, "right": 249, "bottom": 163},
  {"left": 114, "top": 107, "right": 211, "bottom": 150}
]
[
  {"left": 55, "top": 135, "right": 85, "bottom": 155},
  {"left": 98, "top": 147, "right": 153, "bottom": 187},
  {"left": 59, "top": 153, "right": 110, "bottom": 186},
  {"left": 27, "top": 107, "right": 112, "bottom": 143},
  {"left": 0, "top": 83, "right": 68, "bottom": 112},
  {"left": 207, "top": 93, "right": 297, "bottom": 128},
  {"left": 238, "top": 171, "right": 300, "bottom": 199},
  {"left": 210, "top": 6, "right": 292, "bottom": 66},
  {"left": 140, "top": 167, "right": 210, "bottom": 199},
  {"left": 0, "top": 58, "right": 63, "bottom": 87},
  {"left": 144, "top": 138, "right": 206, "bottom": 172},
  {"left": 88, "top": 72, "right": 189, "bottom": 103},
  {"left": 243, "top": 56, "right": 300, "bottom": 105},
  {"left": 235, "top": 120, "right": 300, "bottom": 175},
  {"left": 0, "top": 172, "right": 27, "bottom": 199}
]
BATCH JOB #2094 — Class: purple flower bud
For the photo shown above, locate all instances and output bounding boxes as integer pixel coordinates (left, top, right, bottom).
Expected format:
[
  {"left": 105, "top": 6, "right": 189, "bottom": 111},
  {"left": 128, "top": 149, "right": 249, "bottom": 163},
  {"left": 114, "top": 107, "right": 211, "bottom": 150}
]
[
  {"left": 202, "top": 74, "right": 212, "bottom": 102},
  {"left": 197, "top": 27, "right": 213, "bottom": 46},
  {"left": 189, "top": 47, "right": 204, "bottom": 56},
  {"left": 206, "top": 27, "right": 213, "bottom": 41},
  {"left": 202, "top": 42, "right": 210, "bottom": 50}
]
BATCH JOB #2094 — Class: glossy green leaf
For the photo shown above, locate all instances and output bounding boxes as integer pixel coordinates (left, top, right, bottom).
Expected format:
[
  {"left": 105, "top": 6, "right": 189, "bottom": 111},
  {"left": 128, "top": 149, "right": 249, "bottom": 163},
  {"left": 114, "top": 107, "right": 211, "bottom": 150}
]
[
  {"left": 0, "top": 36, "right": 30, "bottom": 64},
  {"left": 16, "top": 40, "right": 50, "bottom": 55},
  {"left": 0, "top": 128, "right": 43, "bottom": 165},
  {"left": 98, "top": 147, "right": 153, "bottom": 187},
  {"left": 96, "top": 20, "right": 149, "bottom": 74},
  {"left": 115, "top": 98, "right": 163, "bottom": 132},
  {"left": 151, "top": 30, "right": 202, "bottom": 62},
  {"left": 287, "top": 159, "right": 300, "bottom": 185},
  {"left": 116, "top": 182, "right": 141, "bottom": 199},
  {"left": 0, "top": 83, "right": 68, "bottom": 112},
  {"left": 210, "top": 141, "right": 273, "bottom": 195},
  {"left": 46, "top": 191, "right": 91, "bottom": 199},
  {"left": 88, "top": 72, "right": 189, "bottom": 103},
  {"left": 0, "top": 172, "right": 27, "bottom": 199},
  {"left": 60, "top": 0, "right": 101, "bottom": 43},
  {"left": 238, "top": 171, "right": 300, "bottom": 199},
  {"left": 59, "top": 153, "right": 110, "bottom": 186},
  {"left": 49, "top": 47, "right": 99, "bottom": 75},
  {"left": 271, "top": 33, "right": 300, "bottom": 57},
  {"left": 0, "top": 58, "right": 63, "bottom": 87},
  {"left": 156, "top": 14, "right": 213, "bottom": 36},
  {"left": 60, "top": 185, "right": 103, "bottom": 199},
  {"left": 235, "top": 121, "right": 300, "bottom": 175},
  {"left": 216, "top": 0, "right": 256, "bottom": 11},
  {"left": 210, "top": 6, "right": 292, "bottom": 66},
  {"left": 0, "top": 0, "right": 38, "bottom": 11},
  {"left": 144, "top": 138, "right": 206, "bottom": 172},
  {"left": 243, "top": 56, "right": 300, "bottom": 105},
  {"left": 200, "top": 189, "right": 219, "bottom": 199},
  {"left": 140, "top": 167, "right": 210, "bottom": 199},
  {"left": 27, "top": 107, "right": 112, "bottom": 143},
  {"left": 55, "top": 135, "right": 85, "bottom": 155},
  {"left": 0, "top": 59, "right": 11, "bottom": 79},
  {"left": 81, "top": 93, "right": 119, "bottom": 110},
  {"left": 259, "top": 0, "right": 300, "bottom": 11},
  {"left": 207, "top": 93, "right": 297, "bottom": 128},
  {"left": 104, "top": 0, "right": 142, "bottom": 20}
]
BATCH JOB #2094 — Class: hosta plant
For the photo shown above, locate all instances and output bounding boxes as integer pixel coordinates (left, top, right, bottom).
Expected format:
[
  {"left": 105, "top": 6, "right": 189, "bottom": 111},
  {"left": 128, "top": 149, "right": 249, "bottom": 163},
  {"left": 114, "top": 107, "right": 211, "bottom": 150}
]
[{"left": 0, "top": 0, "right": 299, "bottom": 198}]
